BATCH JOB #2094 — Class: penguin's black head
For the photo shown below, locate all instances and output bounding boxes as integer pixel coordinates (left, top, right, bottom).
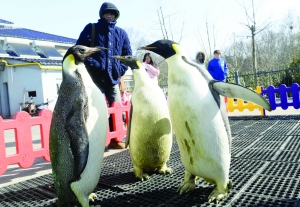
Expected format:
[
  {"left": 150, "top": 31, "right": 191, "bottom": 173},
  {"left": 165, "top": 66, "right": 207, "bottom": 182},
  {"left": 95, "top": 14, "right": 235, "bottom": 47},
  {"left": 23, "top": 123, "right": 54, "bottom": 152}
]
[
  {"left": 112, "top": 56, "right": 140, "bottom": 70},
  {"left": 63, "top": 45, "right": 107, "bottom": 65},
  {"left": 138, "top": 39, "right": 178, "bottom": 59}
]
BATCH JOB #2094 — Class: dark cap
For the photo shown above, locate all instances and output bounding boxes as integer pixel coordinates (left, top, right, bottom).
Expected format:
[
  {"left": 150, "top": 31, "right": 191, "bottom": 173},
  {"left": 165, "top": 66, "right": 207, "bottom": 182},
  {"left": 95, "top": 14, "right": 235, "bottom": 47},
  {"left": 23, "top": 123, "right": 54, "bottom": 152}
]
[{"left": 99, "top": 2, "right": 120, "bottom": 20}]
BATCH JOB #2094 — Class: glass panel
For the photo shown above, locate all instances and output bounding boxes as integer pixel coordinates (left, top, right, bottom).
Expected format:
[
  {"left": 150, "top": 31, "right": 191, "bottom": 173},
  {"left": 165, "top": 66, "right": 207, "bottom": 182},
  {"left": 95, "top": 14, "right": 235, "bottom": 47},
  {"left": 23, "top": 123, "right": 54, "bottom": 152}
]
[
  {"left": 38, "top": 46, "right": 62, "bottom": 57},
  {"left": 0, "top": 46, "right": 8, "bottom": 55},
  {"left": 6, "top": 50, "right": 18, "bottom": 56},
  {"left": 10, "top": 43, "right": 38, "bottom": 56}
]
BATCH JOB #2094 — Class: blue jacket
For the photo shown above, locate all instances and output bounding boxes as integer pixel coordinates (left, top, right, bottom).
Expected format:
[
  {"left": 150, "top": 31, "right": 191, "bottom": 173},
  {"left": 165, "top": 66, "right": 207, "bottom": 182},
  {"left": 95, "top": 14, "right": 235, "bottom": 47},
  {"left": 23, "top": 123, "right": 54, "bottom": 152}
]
[
  {"left": 208, "top": 58, "right": 228, "bottom": 82},
  {"left": 76, "top": 18, "right": 132, "bottom": 85}
]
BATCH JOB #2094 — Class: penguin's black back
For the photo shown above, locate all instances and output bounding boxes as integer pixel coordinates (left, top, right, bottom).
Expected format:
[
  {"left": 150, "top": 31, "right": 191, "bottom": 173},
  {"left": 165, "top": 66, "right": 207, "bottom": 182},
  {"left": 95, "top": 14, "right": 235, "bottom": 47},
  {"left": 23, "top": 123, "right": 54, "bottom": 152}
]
[{"left": 50, "top": 65, "right": 89, "bottom": 206}]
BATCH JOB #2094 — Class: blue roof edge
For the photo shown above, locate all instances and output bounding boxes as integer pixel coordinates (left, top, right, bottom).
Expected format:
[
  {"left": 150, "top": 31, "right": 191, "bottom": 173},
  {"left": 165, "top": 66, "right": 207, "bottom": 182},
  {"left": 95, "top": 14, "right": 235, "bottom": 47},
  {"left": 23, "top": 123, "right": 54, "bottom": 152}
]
[
  {"left": 0, "top": 19, "right": 14, "bottom": 24},
  {"left": 0, "top": 28, "right": 77, "bottom": 44}
]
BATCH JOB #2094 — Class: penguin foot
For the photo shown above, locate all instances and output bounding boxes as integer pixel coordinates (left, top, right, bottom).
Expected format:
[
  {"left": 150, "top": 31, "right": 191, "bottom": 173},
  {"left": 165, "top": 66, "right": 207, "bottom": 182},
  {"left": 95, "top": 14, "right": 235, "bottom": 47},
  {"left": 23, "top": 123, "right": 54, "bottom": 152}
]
[
  {"left": 158, "top": 166, "right": 173, "bottom": 175},
  {"left": 228, "top": 180, "right": 233, "bottom": 190},
  {"left": 178, "top": 170, "right": 196, "bottom": 194},
  {"left": 208, "top": 180, "right": 232, "bottom": 204},
  {"left": 177, "top": 182, "right": 196, "bottom": 194},
  {"left": 89, "top": 193, "right": 97, "bottom": 202},
  {"left": 208, "top": 188, "right": 228, "bottom": 204},
  {"left": 136, "top": 173, "right": 150, "bottom": 181}
]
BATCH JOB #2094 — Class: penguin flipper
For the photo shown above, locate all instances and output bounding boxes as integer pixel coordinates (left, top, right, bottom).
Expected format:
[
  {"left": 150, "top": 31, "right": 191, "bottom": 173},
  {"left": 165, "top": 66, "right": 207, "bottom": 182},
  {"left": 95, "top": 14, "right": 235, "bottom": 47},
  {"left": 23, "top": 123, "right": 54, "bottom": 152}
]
[
  {"left": 66, "top": 109, "right": 89, "bottom": 180},
  {"left": 125, "top": 102, "right": 133, "bottom": 148},
  {"left": 210, "top": 80, "right": 271, "bottom": 111}
]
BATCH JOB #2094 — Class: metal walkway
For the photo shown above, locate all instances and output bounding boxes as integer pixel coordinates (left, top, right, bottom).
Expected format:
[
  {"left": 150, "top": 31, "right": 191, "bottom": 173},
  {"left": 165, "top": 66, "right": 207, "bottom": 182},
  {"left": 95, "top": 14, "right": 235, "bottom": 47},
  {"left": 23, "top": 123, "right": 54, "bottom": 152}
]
[{"left": 1, "top": 115, "right": 300, "bottom": 207}]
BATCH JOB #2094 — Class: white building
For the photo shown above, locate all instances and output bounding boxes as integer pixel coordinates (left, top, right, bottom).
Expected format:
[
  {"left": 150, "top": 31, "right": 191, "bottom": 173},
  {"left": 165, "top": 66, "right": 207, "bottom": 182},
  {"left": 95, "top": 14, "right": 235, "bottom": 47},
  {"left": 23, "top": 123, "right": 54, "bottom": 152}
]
[{"left": 0, "top": 19, "right": 133, "bottom": 118}]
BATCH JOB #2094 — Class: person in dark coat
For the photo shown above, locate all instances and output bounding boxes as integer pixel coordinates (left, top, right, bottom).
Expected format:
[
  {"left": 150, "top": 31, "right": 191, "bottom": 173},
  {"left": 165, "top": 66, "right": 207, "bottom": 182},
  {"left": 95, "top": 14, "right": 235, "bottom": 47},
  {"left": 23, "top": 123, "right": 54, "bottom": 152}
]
[{"left": 76, "top": 2, "right": 132, "bottom": 149}]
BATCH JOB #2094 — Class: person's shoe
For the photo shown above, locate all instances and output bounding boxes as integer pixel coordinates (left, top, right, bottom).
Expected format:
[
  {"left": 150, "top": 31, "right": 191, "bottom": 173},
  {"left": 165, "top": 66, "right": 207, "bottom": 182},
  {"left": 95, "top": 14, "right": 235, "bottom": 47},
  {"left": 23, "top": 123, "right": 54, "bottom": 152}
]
[{"left": 108, "top": 139, "right": 125, "bottom": 149}]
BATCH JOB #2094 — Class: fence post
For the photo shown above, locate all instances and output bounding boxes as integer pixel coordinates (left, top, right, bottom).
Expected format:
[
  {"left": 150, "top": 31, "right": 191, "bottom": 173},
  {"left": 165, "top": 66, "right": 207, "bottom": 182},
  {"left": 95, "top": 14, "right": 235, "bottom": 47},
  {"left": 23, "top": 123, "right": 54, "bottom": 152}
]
[
  {"left": 285, "top": 69, "right": 290, "bottom": 86},
  {"left": 0, "top": 116, "right": 7, "bottom": 174},
  {"left": 235, "top": 71, "right": 239, "bottom": 84},
  {"left": 291, "top": 83, "right": 300, "bottom": 109},
  {"left": 279, "top": 84, "right": 288, "bottom": 110},
  {"left": 266, "top": 85, "right": 277, "bottom": 110}
]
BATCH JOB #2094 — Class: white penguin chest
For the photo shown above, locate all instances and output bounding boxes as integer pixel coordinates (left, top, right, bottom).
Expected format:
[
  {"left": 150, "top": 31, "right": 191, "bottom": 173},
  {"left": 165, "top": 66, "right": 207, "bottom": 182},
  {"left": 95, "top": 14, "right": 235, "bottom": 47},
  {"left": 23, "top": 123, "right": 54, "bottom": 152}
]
[
  {"left": 131, "top": 80, "right": 170, "bottom": 135},
  {"left": 129, "top": 72, "right": 172, "bottom": 155},
  {"left": 70, "top": 65, "right": 108, "bottom": 194},
  {"left": 167, "top": 56, "right": 230, "bottom": 175}
]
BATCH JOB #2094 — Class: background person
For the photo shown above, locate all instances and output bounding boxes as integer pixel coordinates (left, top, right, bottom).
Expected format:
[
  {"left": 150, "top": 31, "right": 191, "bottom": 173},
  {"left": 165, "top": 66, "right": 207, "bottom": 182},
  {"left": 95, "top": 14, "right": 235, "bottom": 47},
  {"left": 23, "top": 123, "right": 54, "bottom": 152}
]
[
  {"left": 142, "top": 53, "right": 160, "bottom": 85},
  {"left": 195, "top": 51, "right": 206, "bottom": 68},
  {"left": 207, "top": 50, "right": 228, "bottom": 82},
  {"left": 208, "top": 49, "right": 229, "bottom": 107}
]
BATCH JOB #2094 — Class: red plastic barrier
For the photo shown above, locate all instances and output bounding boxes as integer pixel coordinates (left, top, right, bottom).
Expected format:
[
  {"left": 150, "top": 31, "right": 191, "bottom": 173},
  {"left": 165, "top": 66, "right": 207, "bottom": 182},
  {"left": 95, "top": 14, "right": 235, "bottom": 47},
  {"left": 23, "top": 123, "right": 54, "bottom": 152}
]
[
  {"left": 0, "top": 102, "right": 131, "bottom": 175},
  {"left": 106, "top": 101, "right": 131, "bottom": 145},
  {"left": 0, "top": 110, "right": 52, "bottom": 175}
]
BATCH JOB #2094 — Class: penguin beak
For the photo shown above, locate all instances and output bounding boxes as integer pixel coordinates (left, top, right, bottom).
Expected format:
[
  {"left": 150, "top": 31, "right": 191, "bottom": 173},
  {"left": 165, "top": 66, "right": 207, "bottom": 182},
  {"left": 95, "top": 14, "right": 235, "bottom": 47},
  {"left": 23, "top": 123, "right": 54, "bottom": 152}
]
[
  {"left": 88, "top": 46, "right": 106, "bottom": 56},
  {"left": 137, "top": 46, "right": 156, "bottom": 50},
  {"left": 85, "top": 47, "right": 105, "bottom": 58},
  {"left": 112, "top": 56, "right": 125, "bottom": 61},
  {"left": 94, "top": 46, "right": 107, "bottom": 50}
]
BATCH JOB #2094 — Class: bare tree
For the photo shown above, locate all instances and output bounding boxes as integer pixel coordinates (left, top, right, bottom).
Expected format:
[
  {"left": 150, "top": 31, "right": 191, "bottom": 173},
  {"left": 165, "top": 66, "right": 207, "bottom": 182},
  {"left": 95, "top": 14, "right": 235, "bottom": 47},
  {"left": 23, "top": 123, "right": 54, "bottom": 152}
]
[
  {"left": 156, "top": 6, "right": 187, "bottom": 43},
  {"left": 196, "top": 25, "right": 209, "bottom": 56},
  {"left": 196, "top": 20, "right": 227, "bottom": 60},
  {"left": 157, "top": 8, "right": 167, "bottom": 39},
  {"left": 237, "top": 0, "right": 273, "bottom": 86},
  {"left": 224, "top": 35, "right": 247, "bottom": 72},
  {"left": 124, "top": 27, "right": 152, "bottom": 55},
  {"left": 221, "top": 8, "right": 300, "bottom": 87},
  {"left": 205, "top": 22, "right": 212, "bottom": 56},
  {"left": 223, "top": 34, "right": 248, "bottom": 84}
]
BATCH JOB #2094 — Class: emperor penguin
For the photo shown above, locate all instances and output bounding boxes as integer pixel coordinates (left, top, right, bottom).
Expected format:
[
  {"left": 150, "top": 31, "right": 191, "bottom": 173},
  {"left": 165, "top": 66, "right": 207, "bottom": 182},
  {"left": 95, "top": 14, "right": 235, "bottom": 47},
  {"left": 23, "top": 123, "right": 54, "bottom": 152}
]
[
  {"left": 138, "top": 40, "right": 271, "bottom": 203},
  {"left": 50, "top": 45, "right": 108, "bottom": 207},
  {"left": 112, "top": 55, "right": 173, "bottom": 181}
]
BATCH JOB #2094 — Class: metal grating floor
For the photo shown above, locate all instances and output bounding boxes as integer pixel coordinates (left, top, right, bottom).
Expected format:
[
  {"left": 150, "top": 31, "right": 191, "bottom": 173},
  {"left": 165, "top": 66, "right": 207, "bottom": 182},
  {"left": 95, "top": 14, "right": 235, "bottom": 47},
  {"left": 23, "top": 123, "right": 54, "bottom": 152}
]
[{"left": 1, "top": 115, "right": 300, "bottom": 206}]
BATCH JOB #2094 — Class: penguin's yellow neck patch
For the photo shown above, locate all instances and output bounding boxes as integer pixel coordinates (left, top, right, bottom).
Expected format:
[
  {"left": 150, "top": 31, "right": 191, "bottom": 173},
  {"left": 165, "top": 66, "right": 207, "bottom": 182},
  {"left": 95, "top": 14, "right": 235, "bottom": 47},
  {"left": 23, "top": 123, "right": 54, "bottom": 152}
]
[
  {"left": 133, "top": 61, "right": 149, "bottom": 83},
  {"left": 136, "top": 61, "right": 142, "bottom": 68},
  {"left": 172, "top": 44, "right": 181, "bottom": 54},
  {"left": 63, "top": 54, "right": 77, "bottom": 72}
]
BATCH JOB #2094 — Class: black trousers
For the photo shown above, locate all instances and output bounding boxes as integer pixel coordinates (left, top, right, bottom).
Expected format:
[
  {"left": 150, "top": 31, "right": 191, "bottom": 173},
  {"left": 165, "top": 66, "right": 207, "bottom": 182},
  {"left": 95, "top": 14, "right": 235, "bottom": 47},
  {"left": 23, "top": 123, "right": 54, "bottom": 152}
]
[{"left": 95, "top": 83, "right": 122, "bottom": 131}]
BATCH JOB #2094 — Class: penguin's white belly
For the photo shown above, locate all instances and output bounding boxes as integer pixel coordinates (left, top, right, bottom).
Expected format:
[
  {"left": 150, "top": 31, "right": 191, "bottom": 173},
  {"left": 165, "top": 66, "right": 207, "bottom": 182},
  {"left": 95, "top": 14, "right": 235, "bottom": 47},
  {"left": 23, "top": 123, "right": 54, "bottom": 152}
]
[
  {"left": 168, "top": 59, "right": 230, "bottom": 180},
  {"left": 71, "top": 70, "right": 108, "bottom": 195},
  {"left": 130, "top": 85, "right": 172, "bottom": 167}
]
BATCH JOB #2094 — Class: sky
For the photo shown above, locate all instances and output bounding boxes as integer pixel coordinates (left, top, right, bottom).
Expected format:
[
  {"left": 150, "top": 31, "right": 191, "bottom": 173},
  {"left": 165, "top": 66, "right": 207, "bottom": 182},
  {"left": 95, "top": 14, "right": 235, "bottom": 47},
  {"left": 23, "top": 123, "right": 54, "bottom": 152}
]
[{"left": 1, "top": 0, "right": 300, "bottom": 59}]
